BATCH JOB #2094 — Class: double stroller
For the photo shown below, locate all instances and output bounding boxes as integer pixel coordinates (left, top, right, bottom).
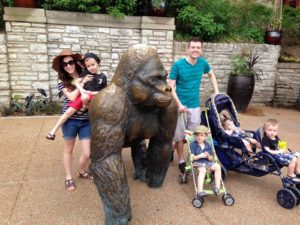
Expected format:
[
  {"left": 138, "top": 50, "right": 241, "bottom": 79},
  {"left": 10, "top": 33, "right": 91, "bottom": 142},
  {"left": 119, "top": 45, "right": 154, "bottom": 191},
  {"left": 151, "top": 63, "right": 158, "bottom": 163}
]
[{"left": 201, "top": 93, "right": 300, "bottom": 209}]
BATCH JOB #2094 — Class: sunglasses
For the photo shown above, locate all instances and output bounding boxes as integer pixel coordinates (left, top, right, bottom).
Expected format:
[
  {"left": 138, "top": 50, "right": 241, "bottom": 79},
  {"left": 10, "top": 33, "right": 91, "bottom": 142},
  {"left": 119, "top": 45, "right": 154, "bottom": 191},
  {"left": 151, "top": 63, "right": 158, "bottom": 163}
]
[{"left": 63, "top": 60, "right": 75, "bottom": 67}]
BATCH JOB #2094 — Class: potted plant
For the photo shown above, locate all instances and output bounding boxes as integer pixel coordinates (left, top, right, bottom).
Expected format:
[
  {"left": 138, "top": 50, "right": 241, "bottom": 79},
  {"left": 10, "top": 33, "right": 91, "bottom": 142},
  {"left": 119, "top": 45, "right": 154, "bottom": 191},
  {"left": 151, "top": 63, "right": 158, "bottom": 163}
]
[
  {"left": 265, "top": 0, "right": 283, "bottom": 45},
  {"left": 226, "top": 50, "right": 263, "bottom": 112},
  {"left": 150, "top": 0, "right": 166, "bottom": 17}
]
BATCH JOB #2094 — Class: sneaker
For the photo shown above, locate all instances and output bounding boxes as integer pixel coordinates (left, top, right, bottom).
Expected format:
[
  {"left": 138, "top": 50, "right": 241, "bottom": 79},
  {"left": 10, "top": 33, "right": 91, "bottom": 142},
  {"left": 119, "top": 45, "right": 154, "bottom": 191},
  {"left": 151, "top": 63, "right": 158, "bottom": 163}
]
[
  {"left": 213, "top": 185, "right": 220, "bottom": 196},
  {"left": 178, "top": 162, "right": 186, "bottom": 174},
  {"left": 197, "top": 191, "right": 208, "bottom": 198}
]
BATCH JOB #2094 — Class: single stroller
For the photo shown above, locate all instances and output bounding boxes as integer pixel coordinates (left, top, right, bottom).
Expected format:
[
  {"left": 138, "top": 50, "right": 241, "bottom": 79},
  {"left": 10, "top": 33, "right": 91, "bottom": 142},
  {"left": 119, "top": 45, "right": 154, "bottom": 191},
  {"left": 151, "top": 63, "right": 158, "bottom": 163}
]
[
  {"left": 178, "top": 112, "right": 234, "bottom": 208},
  {"left": 201, "top": 93, "right": 300, "bottom": 209}
]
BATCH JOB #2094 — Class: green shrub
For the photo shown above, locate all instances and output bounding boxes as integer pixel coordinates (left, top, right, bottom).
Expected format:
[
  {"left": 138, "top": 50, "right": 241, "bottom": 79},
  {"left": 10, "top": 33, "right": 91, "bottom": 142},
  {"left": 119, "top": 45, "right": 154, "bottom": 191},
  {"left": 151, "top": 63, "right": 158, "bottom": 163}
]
[
  {"left": 178, "top": 6, "right": 225, "bottom": 41},
  {"left": 43, "top": 0, "right": 137, "bottom": 17},
  {"left": 172, "top": 0, "right": 272, "bottom": 43},
  {"left": 282, "top": 6, "right": 300, "bottom": 45}
]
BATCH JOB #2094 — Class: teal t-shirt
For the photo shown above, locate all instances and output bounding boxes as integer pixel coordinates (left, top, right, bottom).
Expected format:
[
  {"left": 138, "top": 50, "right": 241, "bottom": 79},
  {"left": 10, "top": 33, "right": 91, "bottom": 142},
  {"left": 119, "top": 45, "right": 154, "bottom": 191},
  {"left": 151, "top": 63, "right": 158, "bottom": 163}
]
[{"left": 169, "top": 57, "right": 211, "bottom": 108}]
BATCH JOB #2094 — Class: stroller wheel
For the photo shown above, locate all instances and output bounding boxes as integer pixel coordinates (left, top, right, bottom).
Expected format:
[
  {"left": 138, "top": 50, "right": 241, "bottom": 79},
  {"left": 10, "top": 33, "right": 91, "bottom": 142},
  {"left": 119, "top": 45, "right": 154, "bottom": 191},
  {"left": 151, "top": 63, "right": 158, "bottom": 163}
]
[
  {"left": 277, "top": 188, "right": 297, "bottom": 209},
  {"left": 222, "top": 194, "right": 234, "bottom": 206},
  {"left": 287, "top": 186, "right": 300, "bottom": 205},
  {"left": 192, "top": 197, "right": 204, "bottom": 208}
]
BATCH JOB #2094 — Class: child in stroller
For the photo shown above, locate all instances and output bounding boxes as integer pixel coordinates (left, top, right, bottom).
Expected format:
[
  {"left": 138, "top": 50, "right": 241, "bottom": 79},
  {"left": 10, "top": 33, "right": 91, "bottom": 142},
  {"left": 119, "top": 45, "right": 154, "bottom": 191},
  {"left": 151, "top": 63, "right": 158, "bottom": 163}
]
[
  {"left": 222, "top": 118, "right": 261, "bottom": 158},
  {"left": 190, "top": 125, "right": 221, "bottom": 198},
  {"left": 178, "top": 120, "right": 234, "bottom": 208},
  {"left": 262, "top": 119, "right": 300, "bottom": 183}
]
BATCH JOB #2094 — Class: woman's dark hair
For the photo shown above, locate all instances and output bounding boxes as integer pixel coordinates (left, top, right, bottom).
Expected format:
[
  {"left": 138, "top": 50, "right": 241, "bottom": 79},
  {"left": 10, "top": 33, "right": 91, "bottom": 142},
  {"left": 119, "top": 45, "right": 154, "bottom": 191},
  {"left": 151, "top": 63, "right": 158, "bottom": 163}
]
[
  {"left": 58, "top": 56, "right": 83, "bottom": 91},
  {"left": 83, "top": 52, "right": 101, "bottom": 64}
]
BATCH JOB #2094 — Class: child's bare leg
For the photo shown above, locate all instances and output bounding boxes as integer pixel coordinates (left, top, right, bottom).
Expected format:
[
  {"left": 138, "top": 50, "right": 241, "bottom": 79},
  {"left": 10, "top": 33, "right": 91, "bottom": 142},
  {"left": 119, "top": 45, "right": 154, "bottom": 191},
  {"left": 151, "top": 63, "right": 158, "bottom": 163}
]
[
  {"left": 250, "top": 138, "right": 261, "bottom": 150},
  {"left": 48, "top": 107, "right": 77, "bottom": 135},
  {"left": 295, "top": 156, "right": 300, "bottom": 174},
  {"left": 287, "top": 157, "right": 297, "bottom": 177},
  {"left": 197, "top": 167, "right": 206, "bottom": 193},
  {"left": 212, "top": 164, "right": 221, "bottom": 189},
  {"left": 81, "top": 93, "right": 90, "bottom": 108},
  {"left": 243, "top": 140, "right": 254, "bottom": 156}
]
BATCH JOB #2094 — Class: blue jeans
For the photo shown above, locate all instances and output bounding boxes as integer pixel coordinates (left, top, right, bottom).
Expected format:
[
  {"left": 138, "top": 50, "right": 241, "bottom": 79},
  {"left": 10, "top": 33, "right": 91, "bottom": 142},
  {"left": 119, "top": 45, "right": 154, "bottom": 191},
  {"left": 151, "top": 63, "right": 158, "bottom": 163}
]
[{"left": 62, "top": 119, "right": 91, "bottom": 140}]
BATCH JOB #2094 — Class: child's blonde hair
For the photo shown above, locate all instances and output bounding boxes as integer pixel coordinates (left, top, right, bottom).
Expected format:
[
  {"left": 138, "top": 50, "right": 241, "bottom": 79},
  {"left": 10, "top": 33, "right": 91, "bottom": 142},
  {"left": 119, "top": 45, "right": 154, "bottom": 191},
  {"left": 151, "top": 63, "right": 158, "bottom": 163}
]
[{"left": 263, "top": 119, "right": 278, "bottom": 131}]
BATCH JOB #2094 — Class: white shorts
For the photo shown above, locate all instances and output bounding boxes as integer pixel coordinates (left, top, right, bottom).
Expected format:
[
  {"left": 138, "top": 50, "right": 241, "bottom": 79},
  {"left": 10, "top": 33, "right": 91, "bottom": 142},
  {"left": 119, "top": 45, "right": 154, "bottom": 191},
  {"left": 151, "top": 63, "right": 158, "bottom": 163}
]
[{"left": 173, "top": 107, "right": 201, "bottom": 142}]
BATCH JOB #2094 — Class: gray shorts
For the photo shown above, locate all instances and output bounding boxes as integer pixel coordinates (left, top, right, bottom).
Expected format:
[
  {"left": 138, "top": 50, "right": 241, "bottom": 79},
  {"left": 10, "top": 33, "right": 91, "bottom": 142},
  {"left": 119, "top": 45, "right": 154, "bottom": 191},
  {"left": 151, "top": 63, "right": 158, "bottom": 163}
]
[
  {"left": 173, "top": 107, "right": 201, "bottom": 142},
  {"left": 193, "top": 161, "right": 215, "bottom": 169}
]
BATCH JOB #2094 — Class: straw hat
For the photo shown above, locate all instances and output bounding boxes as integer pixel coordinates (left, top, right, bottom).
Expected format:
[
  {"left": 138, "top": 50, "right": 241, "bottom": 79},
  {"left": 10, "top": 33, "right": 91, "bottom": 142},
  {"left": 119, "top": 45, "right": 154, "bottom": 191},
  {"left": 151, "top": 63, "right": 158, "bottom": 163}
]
[
  {"left": 193, "top": 125, "right": 209, "bottom": 134},
  {"left": 52, "top": 49, "right": 82, "bottom": 72}
]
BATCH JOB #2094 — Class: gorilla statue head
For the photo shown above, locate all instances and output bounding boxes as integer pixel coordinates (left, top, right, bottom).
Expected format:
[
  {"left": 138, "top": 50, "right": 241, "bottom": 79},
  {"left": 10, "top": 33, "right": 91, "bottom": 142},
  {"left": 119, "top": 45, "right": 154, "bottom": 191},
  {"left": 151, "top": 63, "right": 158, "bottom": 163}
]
[{"left": 112, "top": 44, "right": 172, "bottom": 108}]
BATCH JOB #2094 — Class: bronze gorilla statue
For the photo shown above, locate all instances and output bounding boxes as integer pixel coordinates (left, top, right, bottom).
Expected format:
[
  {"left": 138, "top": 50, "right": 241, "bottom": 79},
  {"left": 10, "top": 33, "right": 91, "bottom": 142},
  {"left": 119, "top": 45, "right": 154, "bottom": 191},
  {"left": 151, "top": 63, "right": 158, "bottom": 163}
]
[{"left": 89, "top": 44, "right": 177, "bottom": 225}]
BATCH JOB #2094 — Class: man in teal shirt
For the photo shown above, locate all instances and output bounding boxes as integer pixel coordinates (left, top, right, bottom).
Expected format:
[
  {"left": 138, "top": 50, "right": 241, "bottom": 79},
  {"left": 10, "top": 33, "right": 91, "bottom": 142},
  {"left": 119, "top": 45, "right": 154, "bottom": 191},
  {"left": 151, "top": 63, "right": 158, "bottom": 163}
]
[{"left": 168, "top": 37, "right": 219, "bottom": 173}]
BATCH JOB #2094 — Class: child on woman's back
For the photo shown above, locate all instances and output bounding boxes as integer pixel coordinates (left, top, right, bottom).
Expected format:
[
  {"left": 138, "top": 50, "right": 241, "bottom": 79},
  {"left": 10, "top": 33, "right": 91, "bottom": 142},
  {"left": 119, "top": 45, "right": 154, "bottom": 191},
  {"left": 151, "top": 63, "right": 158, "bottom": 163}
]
[
  {"left": 46, "top": 53, "right": 107, "bottom": 140},
  {"left": 262, "top": 118, "right": 300, "bottom": 183},
  {"left": 190, "top": 125, "right": 221, "bottom": 198},
  {"left": 223, "top": 118, "right": 261, "bottom": 156}
]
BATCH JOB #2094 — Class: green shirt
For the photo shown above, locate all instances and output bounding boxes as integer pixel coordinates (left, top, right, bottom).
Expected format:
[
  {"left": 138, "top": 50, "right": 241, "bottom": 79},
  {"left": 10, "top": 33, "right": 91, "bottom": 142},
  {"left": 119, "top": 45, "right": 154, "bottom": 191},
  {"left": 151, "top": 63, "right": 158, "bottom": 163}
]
[{"left": 169, "top": 57, "right": 211, "bottom": 108}]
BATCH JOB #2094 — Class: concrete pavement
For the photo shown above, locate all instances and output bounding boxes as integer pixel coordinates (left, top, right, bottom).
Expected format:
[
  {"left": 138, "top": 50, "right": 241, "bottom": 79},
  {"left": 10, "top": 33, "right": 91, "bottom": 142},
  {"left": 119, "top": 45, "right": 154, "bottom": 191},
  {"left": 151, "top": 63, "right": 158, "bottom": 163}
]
[{"left": 0, "top": 106, "right": 300, "bottom": 225}]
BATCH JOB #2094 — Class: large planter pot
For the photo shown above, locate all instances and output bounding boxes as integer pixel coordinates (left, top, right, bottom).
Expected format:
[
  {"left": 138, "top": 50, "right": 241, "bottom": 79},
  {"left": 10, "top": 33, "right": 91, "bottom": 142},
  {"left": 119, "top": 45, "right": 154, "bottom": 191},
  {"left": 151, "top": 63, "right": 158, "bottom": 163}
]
[
  {"left": 13, "top": 0, "right": 36, "bottom": 8},
  {"left": 264, "top": 31, "right": 282, "bottom": 45},
  {"left": 226, "top": 75, "right": 255, "bottom": 112}
]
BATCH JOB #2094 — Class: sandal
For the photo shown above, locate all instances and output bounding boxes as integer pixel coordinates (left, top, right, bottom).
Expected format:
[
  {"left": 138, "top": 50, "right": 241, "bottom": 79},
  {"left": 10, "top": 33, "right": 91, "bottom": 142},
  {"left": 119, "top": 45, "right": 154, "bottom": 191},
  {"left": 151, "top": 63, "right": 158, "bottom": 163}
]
[
  {"left": 46, "top": 133, "right": 55, "bottom": 140},
  {"left": 78, "top": 170, "right": 93, "bottom": 180},
  {"left": 65, "top": 179, "right": 76, "bottom": 191}
]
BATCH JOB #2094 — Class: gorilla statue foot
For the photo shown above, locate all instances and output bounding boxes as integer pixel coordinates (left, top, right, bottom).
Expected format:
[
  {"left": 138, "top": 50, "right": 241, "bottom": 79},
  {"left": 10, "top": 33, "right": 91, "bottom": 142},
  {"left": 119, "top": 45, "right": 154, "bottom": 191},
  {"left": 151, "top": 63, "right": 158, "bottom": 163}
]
[
  {"left": 133, "top": 169, "right": 147, "bottom": 182},
  {"left": 146, "top": 172, "right": 166, "bottom": 188}
]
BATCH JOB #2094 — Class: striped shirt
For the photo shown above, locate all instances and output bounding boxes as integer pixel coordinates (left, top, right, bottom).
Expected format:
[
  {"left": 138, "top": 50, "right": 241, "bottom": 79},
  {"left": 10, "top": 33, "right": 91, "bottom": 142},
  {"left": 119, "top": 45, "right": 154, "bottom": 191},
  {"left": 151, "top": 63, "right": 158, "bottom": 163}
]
[{"left": 57, "top": 82, "right": 89, "bottom": 120}]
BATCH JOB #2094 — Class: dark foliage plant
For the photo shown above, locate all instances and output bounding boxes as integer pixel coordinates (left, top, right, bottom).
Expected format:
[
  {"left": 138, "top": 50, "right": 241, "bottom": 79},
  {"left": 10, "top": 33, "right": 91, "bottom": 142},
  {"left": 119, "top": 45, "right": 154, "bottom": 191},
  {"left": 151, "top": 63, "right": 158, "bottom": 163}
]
[
  {"left": 1, "top": 88, "right": 62, "bottom": 116},
  {"left": 229, "top": 50, "right": 263, "bottom": 81}
]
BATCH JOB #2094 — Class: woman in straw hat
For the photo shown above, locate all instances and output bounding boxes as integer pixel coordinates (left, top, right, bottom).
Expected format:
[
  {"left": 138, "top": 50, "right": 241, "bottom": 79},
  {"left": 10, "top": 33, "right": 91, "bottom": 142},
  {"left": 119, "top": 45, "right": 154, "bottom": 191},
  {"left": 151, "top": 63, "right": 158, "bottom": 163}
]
[{"left": 49, "top": 49, "right": 93, "bottom": 191}]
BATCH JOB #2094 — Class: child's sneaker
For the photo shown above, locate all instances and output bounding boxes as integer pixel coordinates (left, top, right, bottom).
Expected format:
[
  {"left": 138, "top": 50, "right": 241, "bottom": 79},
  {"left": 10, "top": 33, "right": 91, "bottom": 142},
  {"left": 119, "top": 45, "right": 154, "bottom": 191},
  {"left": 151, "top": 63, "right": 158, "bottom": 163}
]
[
  {"left": 178, "top": 162, "right": 186, "bottom": 174},
  {"left": 213, "top": 185, "right": 220, "bottom": 196},
  {"left": 197, "top": 191, "right": 208, "bottom": 198}
]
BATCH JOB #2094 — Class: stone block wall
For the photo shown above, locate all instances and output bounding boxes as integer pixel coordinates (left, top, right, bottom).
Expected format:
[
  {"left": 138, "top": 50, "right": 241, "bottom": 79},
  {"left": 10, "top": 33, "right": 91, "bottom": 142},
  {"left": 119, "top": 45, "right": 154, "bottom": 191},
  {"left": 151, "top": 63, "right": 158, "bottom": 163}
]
[
  {"left": 274, "top": 63, "right": 300, "bottom": 107},
  {"left": 0, "top": 32, "right": 9, "bottom": 105},
  {"left": 2, "top": 7, "right": 175, "bottom": 105}
]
